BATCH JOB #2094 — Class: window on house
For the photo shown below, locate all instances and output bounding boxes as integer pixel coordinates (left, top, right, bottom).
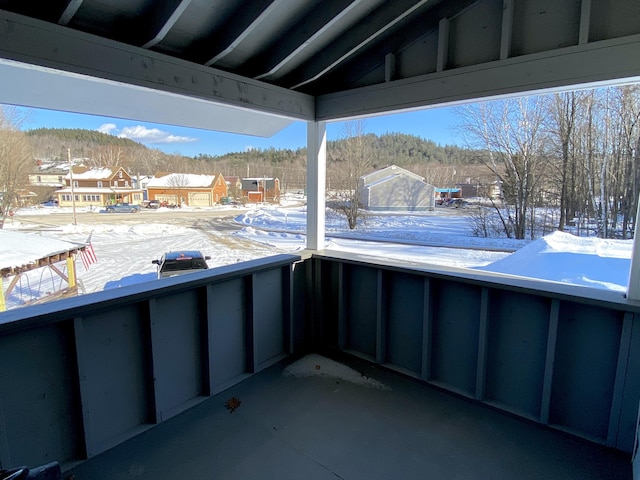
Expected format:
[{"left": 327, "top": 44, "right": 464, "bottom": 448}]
[
  {"left": 73, "top": 181, "right": 79, "bottom": 188},
  {"left": 119, "top": 170, "right": 123, "bottom": 178},
  {"left": 113, "top": 181, "right": 118, "bottom": 187},
  {"left": 97, "top": 181, "right": 103, "bottom": 188}
]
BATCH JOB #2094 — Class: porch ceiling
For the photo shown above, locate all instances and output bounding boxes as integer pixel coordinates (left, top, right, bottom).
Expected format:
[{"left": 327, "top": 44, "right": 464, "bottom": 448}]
[{"left": 0, "top": 0, "right": 639, "bottom": 134}]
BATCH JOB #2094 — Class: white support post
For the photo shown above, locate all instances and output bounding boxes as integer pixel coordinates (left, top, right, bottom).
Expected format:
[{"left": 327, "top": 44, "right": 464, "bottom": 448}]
[
  {"left": 627, "top": 195, "right": 640, "bottom": 300},
  {"left": 306, "top": 121, "right": 326, "bottom": 251}
]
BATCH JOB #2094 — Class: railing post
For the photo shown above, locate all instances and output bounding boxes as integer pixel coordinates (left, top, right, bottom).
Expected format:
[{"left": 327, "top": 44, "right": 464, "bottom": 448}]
[{"left": 627, "top": 194, "right": 640, "bottom": 300}]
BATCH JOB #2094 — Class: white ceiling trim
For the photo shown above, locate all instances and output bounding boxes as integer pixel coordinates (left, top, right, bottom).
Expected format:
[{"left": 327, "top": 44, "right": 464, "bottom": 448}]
[{"left": 0, "top": 59, "right": 296, "bottom": 137}]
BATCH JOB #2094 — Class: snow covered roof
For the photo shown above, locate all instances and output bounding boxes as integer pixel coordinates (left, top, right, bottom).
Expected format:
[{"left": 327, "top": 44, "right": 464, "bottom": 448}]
[
  {"left": 147, "top": 173, "right": 217, "bottom": 188},
  {"left": 0, "top": 230, "right": 85, "bottom": 275},
  {"left": 360, "top": 165, "right": 424, "bottom": 182},
  {"left": 65, "top": 167, "right": 116, "bottom": 180},
  {"left": 56, "top": 187, "right": 142, "bottom": 193},
  {"left": 366, "top": 174, "right": 402, "bottom": 188}
]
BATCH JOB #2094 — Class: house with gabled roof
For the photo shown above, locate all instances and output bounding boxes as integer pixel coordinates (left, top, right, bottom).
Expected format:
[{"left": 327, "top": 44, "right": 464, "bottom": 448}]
[
  {"left": 56, "top": 166, "right": 143, "bottom": 208},
  {"left": 241, "top": 177, "right": 280, "bottom": 203},
  {"left": 146, "top": 172, "right": 227, "bottom": 207},
  {"left": 358, "top": 165, "right": 435, "bottom": 211}
]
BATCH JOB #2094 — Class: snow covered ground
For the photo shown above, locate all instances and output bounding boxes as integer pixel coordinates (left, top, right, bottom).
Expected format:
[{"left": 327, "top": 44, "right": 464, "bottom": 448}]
[{"left": 1, "top": 196, "right": 633, "bottom": 311}]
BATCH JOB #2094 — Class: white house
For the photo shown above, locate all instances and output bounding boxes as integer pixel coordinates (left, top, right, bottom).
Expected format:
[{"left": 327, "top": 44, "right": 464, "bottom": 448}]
[{"left": 358, "top": 165, "right": 435, "bottom": 211}]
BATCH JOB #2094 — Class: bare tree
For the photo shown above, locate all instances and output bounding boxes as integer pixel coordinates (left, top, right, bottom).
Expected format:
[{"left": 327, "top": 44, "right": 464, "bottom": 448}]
[
  {"left": 458, "top": 98, "right": 548, "bottom": 239},
  {"left": 0, "top": 106, "right": 33, "bottom": 228},
  {"left": 165, "top": 173, "right": 191, "bottom": 188},
  {"left": 329, "top": 120, "right": 372, "bottom": 229},
  {"left": 546, "top": 92, "right": 582, "bottom": 231},
  {"left": 608, "top": 86, "right": 640, "bottom": 238}
]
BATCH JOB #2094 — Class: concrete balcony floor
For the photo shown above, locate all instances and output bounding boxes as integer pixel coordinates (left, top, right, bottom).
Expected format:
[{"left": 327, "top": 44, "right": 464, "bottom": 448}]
[{"left": 67, "top": 353, "right": 631, "bottom": 480}]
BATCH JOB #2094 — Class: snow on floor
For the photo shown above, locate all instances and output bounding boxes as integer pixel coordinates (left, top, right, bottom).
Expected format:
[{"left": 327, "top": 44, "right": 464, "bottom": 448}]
[{"left": 283, "top": 354, "right": 390, "bottom": 390}]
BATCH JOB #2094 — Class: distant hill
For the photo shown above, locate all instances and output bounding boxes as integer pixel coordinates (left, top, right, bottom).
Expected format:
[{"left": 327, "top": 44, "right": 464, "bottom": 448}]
[
  {"left": 25, "top": 128, "right": 486, "bottom": 190},
  {"left": 27, "top": 128, "right": 143, "bottom": 148}
]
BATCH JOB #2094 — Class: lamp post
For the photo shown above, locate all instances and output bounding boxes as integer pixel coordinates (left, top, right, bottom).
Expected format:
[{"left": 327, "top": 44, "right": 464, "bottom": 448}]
[{"left": 68, "top": 148, "right": 77, "bottom": 226}]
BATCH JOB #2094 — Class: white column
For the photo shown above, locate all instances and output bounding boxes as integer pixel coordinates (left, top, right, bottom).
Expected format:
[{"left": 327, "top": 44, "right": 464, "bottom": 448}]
[
  {"left": 306, "top": 121, "right": 326, "bottom": 250},
  {"left": 627, "top": 195, "right": 640, "bottom": 300}
]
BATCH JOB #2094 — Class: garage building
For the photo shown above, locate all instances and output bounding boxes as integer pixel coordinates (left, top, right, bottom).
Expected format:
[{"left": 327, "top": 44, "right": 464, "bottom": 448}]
[
  {"left": 146, "top": 172, "right": 228, "bottom": 207},
  {"left": 358, "top": 165, "right": 435, "bottom": 211}
]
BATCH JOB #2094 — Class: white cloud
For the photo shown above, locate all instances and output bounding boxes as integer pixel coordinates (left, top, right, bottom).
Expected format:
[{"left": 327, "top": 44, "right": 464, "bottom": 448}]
[
  {"left": 97, "top": 123, "right": 117, "bottom": 134},
  {"left": 118, "top": 125, "right": 197, "bottom": 144}
]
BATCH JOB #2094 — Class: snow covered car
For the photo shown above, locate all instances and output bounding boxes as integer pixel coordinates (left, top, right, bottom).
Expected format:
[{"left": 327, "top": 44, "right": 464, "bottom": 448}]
[
  {"left": 152, "top": 251, "right": 211, "bottom": 279},
  {"left": 104, "top": 203, "right": 141, "bottom": 213}
]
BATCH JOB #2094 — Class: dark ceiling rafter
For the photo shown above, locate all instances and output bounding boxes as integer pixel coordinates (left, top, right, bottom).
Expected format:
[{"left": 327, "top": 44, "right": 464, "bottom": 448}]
[
  {"left": 281, "top": 0, "right": 437, "bottom": 91},
  {"left": 306, "top": 0, "right": 478, "bottom": 95},
  {"left": 203, "top": 0, "right": 284, "bottom": 67},
  {"left": 244, "top": 0, "right": 366, "bottom": 81},
  {"left": 142, "top": 0, "right": 193, "bottom": 49},
  {"left": 58, "top": 0, "right": 83, "bottom": 26}
]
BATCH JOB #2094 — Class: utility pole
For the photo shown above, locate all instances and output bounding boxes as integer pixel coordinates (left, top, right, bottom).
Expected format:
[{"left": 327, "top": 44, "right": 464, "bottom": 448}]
[{"left": 69, "top": 148, "right": 77, "bottom": 225}]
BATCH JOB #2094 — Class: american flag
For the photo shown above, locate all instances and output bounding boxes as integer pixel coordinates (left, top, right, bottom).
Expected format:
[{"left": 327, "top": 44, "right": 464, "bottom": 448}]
[{"left": 80, "top": 233, "right": 98, "bottom": 270}]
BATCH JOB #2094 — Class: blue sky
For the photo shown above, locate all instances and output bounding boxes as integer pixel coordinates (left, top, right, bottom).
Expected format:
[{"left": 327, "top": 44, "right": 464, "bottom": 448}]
[{"left": 19, "top": 105, "right": 463, "bottom": 158}]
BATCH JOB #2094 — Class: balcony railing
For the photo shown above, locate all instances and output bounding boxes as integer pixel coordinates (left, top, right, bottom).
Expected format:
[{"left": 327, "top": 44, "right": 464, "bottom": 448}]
[{"left": 0, "top": 251, "right": 638, "bottom": 473}]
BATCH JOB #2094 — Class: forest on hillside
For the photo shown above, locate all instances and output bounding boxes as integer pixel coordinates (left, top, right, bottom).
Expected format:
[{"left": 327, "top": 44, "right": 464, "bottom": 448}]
[{"left": 26, "top": 128, "right": 485, "bottom": 191}]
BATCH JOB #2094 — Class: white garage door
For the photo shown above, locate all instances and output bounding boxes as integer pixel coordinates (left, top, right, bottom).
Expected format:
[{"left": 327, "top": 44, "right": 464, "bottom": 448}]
[{"left": 189, "top": 192, "right": 211, "bottom": 206}]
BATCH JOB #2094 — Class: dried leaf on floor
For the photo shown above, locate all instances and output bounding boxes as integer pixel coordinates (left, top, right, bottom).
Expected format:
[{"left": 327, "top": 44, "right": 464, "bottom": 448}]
[{"left": 225, "top": 397, "right": 241, "bottom": 413}]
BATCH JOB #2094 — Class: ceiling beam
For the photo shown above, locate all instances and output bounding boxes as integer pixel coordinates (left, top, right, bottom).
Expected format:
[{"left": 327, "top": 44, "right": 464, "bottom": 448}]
[
  {"left": 251, "top": 0, "right": 366, "bottom": 81},
  {"left": 316, "top": 34, "right": 640, "bottom": 120},
  {"left": 58, "top": 0, "right": 84, "bottom": 25},
  {"left": 285, "top": 0, "right": 434, "bottom": 90},
  {"left": 0, "top": 10, "right": 314, "bottom": 122},
  {"left": 203, "top": 0, "right": 284, "bottom": 67},
  {"left": 142, "top": 0, "right": 193, "bottom": 49}
]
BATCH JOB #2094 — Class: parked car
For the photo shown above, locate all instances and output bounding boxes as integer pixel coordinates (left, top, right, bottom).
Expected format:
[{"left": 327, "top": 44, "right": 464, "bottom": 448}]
[
  {"left": 142, "top": 200, "right": 161, "bottom": 209},
  {"left": 104, "top": 203, "right": 141, "bottom": 213},
  {"left": 152, "top": 251, "right": 211, "bottom": 279},
  {"left": 444, "top": 198, "right": 467, "bottom": 208}
]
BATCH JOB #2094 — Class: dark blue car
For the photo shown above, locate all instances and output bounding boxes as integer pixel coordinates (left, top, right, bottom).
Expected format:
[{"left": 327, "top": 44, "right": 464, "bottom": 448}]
[{"left": 104, "top": 203, "right": 141, "bottom": 213}]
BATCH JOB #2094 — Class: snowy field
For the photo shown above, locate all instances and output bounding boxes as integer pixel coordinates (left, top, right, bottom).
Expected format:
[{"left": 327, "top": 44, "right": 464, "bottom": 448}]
[{"left": 0, "top": 196, "right": 634, "bottom": 311}]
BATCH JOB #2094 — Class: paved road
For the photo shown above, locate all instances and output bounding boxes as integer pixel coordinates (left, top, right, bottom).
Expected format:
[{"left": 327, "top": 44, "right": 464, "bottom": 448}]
[{"left": 10, "top": 207, "right": 248, "bottom": 230}]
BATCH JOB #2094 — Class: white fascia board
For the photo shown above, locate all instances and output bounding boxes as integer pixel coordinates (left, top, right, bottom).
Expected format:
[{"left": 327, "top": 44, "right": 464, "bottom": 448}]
[
  {"left": 0, "top": 11, "right": 314, "bottom": 136},
  {"left": 316, "top": 34, "right": 640, "bottom": 121}
]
